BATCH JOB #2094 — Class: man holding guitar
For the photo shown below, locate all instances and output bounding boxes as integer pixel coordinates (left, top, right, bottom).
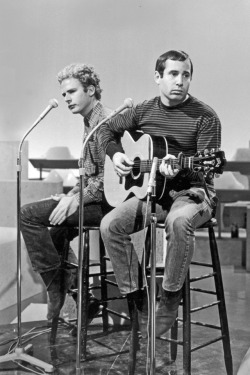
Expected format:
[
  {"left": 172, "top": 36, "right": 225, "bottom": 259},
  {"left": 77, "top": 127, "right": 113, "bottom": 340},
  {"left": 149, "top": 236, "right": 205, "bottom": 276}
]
[{"left": 99, "top": 50, "right": 223, "bottom": 338}]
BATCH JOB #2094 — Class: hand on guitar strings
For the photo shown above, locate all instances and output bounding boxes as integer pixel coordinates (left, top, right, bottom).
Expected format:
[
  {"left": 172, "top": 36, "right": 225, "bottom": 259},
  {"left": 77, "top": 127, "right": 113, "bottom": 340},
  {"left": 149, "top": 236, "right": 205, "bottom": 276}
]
[
  {"left": 112, "top": 152, "right": 134, "bottom": 177},
  {"left": 159, "top": 154, "right": 179, "bottom": 177}
]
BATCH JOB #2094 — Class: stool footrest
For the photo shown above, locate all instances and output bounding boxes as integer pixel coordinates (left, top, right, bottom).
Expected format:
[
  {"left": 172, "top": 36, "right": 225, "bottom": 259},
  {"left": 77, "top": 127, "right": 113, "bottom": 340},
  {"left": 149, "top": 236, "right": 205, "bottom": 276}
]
[
  {"left": 190, "top": 335, "right": 225, "bottom": 353},
  {"left": 103, "top": 295, "right": 126, "bottom": 303},
  {"left": 191, "top": 261, "right": 213, "bottom": 267},
  {"left": 105, "top": 308, "right": 130, "bottom": 320},
  {"left": 104, "top": 279, "right": 119, "bottom": 287},
  {"left": 177, "top": 318, "right": 221, "bottom": 330},
  {"left": 190, "top": 287, "right": 217, "bottom": 295},
  {"left": 190, "top": 272, "right": 215, "bottom": 282},
  {"left": 189, "top": 300, "right": 220, "bottom": 313}
]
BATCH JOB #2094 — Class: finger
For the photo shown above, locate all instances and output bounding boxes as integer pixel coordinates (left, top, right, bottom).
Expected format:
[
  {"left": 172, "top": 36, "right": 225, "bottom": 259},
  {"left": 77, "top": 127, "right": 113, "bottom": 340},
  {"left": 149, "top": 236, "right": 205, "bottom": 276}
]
[
  {"left": 116, "top": 167, "right": 131, "bottom": 177},
  {"left": 49, "top": 206, "right": 63, "bottom": 224},
  {"left": 50, "top": 211, "right": 65, "bottom": 226}
]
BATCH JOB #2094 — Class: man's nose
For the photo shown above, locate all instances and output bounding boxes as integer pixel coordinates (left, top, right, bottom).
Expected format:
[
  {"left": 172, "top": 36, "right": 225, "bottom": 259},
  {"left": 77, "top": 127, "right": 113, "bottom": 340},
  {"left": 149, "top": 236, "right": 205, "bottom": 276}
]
[
  {"left": 65, "top": 93, "right": 71, "bottom": 102},
  {"left": 176, "top": 75, "right": 183, "bottom": 86}
]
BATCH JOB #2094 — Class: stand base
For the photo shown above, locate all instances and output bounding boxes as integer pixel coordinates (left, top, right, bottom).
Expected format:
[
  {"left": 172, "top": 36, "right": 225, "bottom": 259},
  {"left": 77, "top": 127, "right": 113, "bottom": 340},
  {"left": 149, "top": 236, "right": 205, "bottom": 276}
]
[{"left": 0, "top": 346, "right": 54, "bottom": 373}]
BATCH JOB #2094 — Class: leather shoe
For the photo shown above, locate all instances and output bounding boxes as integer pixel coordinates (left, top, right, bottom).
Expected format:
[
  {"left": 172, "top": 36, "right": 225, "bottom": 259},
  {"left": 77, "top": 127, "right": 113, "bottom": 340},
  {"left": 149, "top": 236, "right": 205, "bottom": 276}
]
[
  {"left": 127, "top": 288, "right": 149, "bottom": 338},
  {"left": 71, "top": 294, "right": 102, "bottom": 336},
  {"left": 155, "top": 288, "right": 182, "bottom": 337},
  {"left": 41, "top": 268, "right": 76, "bottom": 320}
]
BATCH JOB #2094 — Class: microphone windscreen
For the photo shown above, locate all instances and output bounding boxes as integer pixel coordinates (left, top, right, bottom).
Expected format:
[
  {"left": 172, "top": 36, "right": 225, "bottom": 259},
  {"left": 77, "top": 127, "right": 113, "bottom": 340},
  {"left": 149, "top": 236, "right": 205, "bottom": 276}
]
[
  {"left": 124, "top": 98, "right": 133, "bottom": 108},
  {"left": 49, "top": 98, "right": 59, "bottom": 108}
]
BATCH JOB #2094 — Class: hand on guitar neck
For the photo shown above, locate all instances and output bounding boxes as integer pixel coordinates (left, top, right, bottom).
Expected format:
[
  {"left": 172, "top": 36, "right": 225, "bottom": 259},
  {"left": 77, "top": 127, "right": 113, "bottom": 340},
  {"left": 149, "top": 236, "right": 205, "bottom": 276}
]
[{"left": 159, "top": 154, "right": 179, "bottom": 177}]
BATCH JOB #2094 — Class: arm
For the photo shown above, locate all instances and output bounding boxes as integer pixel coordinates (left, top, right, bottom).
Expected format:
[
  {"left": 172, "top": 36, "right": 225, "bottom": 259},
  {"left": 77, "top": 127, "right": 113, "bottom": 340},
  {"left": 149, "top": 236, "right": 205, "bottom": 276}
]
[
  {"left": 98, "top": 106, "right": 139, "bottom": 160},
  {"left": 197, "top": 115, "right": 221, "bottom": 152},
  {"left": 180, "top": 114, "right": 222, "bottom": 188}
]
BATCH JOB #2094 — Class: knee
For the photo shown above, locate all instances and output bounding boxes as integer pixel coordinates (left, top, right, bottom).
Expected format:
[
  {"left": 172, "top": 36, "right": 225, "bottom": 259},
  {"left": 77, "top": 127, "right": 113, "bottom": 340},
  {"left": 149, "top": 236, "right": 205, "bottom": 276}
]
[
  {"left": 166, "top": 215, "right": 192, "bottom": 237},
  {"left": 20, "top": 203, "right": 31, "bottom": 222},
  {"left": 100, "top": 212, "right": 120, "bottom": 240},
  {"left": 100, "top": 214, "right": 112, "bottom": 239}
]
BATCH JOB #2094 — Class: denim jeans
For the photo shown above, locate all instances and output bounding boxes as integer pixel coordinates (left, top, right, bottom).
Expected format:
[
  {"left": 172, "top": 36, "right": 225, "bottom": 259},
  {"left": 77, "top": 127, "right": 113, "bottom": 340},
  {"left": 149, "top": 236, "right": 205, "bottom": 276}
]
[
  {"left": 21, "top": 198, "right": 104, "bottom": 274},
  {"left": 100, "top": 190, "right": 213, "bottom": 295}
]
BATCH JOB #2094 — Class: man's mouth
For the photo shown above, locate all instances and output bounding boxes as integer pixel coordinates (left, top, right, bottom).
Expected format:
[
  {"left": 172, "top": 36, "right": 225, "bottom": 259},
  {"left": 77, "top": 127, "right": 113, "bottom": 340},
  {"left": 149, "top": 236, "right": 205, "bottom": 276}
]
[
  {"left": 171, "top": 90, "right": 183, "bottom": 94},
  {"left": 68, "top": 104, "right": 75, "bottom": 109}
]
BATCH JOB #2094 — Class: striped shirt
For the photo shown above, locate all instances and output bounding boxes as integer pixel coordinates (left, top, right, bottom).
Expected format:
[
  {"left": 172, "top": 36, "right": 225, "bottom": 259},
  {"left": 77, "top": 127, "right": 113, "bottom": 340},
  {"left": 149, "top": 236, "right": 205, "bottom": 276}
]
[
  {"left": 99, "top": 95, "right": 221, "bottom": 201},
  {"left": 70, "top": 101, "right": 112, "bottom": 204}
]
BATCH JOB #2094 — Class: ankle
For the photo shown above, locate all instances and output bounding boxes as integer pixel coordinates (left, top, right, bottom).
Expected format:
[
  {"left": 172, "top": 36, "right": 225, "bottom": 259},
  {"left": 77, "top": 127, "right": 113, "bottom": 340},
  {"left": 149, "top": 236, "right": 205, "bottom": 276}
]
[
  {"left": 160, "top": 288, "right": 183, "bottom": 305},
  {"left": 127, "top": 288, "right": 147, "bottom": 311}
]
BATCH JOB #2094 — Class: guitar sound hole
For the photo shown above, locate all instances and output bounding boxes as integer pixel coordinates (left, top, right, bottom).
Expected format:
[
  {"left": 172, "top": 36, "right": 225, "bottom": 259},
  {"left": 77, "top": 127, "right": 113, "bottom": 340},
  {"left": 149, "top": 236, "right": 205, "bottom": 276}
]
[{"left": 131, "top": 157, "right": 141, "bottom": 179}]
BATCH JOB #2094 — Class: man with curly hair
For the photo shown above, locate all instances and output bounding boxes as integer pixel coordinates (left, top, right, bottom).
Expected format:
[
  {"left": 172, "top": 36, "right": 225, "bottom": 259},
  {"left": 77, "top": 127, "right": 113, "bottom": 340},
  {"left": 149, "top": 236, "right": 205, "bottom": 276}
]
[{"left": 21, "top": 64, "right": 112, "bottom": 327}]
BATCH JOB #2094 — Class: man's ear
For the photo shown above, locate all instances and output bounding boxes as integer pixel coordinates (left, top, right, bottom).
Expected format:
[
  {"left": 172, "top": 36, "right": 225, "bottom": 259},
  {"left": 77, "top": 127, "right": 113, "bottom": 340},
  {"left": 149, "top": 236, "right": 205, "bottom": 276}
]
[
  {"left": 87, "top": 85, "right": 96, "bottom": 97},
  {"left": 154, "top": 71, "right": 161, "bottom": 85}
]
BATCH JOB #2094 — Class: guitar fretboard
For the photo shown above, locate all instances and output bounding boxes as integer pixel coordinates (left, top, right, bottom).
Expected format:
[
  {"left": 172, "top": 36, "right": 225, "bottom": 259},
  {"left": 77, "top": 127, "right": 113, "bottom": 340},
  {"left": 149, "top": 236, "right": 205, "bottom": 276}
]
[{"left": 133, "top": 157, "right": 194, "bottom": 173}]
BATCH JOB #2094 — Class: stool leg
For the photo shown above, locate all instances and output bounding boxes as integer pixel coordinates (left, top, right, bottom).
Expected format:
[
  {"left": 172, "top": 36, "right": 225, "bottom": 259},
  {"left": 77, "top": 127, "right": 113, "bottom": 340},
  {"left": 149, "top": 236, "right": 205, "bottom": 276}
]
[
  {"left": 127, "top": 297, "right": 140, "bottom": 375},
  {"left": 80, "top": 229, "right": 90, "bottom": 360},
  {"left": 50, "top": 238, "right": 70, "bottom": 344},
  {"left": 99, "top": 234, "right": 109, "bottom": 332},
  {"left": 209, "top": 227, "right": 233, "bottom": 375},
  {"left": 183, "top": 271, "right": 191, "bottom": 375},
  {"left": 170, "top": 317, "right": 178, "bottom": 361}
]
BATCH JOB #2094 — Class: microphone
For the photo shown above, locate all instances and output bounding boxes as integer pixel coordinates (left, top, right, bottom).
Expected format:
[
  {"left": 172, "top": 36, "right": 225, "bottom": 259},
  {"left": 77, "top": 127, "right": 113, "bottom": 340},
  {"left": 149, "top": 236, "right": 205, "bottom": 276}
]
[
  {"left": 33, "top": 98, "right": 59, "bottom": 126},
  {"left": 147, "top": 157, "right": 158, "bottom": 195},
  {"left": 18, "top": 99, "right": 59, "bottom": 155},
  {"left": 105, "top": 98, "right": 133, "bottom": 121},
  {"left": 80, "top": 98, "right": 133, "bottom": 162}
]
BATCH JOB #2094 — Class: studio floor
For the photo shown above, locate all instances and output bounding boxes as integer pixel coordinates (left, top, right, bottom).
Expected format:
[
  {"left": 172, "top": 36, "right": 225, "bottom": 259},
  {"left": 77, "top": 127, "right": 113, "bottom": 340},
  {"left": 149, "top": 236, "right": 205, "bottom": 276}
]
[{"left": 0, "top": 264, "right": 250, "bottom": 375}]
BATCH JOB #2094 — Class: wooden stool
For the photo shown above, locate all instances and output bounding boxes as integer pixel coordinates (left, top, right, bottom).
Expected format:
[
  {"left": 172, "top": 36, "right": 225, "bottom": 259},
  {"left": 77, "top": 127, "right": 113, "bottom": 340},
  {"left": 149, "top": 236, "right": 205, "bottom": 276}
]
[
  {"left": 130, "top": 218, "right": 233, "bottom": 375},
  {"left": 50, "top": 226, "right": 129, "bottom": 360}
]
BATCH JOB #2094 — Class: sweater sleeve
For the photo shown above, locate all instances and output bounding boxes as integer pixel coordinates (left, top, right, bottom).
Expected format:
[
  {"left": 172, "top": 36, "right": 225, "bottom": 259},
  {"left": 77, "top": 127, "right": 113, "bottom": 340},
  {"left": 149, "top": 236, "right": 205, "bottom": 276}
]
[{"left": 98, "top": 106, "right": 138, "bottom": 160}]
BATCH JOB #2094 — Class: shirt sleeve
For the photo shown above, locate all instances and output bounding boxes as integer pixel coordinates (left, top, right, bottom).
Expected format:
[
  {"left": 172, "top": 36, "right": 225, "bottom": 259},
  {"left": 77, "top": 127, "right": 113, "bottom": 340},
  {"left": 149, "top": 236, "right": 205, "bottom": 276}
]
[
  {"left": 73, "top": 176, "right": 103, "bottom": 205},
  {"left": 98, "top": 106, "right": 138, "bottom": 160},
  {"left": 180, "top": 113, "right": 222, "bottom": 187},
  {"left": 197, "top": 114, "right": 221, "bottom": 152}
]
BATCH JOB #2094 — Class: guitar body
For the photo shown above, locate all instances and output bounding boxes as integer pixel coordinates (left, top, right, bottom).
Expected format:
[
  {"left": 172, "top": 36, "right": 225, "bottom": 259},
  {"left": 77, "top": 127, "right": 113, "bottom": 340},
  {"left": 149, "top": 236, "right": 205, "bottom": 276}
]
[{"left": 104, "top": 131, "right": 167, "bottom": 207}]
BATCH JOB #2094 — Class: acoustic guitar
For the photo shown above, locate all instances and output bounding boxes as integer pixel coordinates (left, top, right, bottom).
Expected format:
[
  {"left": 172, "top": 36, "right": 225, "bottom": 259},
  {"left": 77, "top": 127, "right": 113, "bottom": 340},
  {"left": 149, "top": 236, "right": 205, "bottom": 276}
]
[{"left": 104, "top": 131, "right": 226, "bottom": 207}]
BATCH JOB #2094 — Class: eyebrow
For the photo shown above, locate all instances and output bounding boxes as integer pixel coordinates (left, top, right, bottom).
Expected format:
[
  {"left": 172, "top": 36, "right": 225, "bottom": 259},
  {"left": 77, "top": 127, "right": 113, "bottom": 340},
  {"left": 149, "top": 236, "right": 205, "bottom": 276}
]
[{"left": 168, "top": 69, "right": 190, "bottom": 75}]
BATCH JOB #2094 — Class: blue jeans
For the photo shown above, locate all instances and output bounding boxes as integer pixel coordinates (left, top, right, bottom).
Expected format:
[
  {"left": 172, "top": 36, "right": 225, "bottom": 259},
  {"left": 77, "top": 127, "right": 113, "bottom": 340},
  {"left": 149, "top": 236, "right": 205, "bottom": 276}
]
[
  {"left": 100, "top": 191, "right": 213, "bottom": 295},
  {"left": 21, "top": 198, "right": 104, "bottom": 274}
]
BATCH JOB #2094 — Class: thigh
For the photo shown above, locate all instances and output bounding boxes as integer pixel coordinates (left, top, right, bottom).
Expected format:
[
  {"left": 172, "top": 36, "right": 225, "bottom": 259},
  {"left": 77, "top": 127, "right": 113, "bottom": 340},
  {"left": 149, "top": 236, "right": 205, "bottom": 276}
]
[
  {"left": 65, "top": 202, "right": 104, "bottom": 227},
  {"left": 167, "top": 194, "right": 213, "bottom": 228},
  {"left": 21, "top": 198, "right": 59, "bottom": 226},
  {"left": 101, "top": 196, "right": 167, "bottom": 234}
]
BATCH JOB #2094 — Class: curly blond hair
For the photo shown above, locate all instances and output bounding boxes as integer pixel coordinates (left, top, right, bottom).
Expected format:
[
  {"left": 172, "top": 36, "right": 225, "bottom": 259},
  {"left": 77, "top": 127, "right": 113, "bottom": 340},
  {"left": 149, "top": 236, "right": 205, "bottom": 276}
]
[{"left": 57, "top": 63, "right": 102, "bottom": 100}]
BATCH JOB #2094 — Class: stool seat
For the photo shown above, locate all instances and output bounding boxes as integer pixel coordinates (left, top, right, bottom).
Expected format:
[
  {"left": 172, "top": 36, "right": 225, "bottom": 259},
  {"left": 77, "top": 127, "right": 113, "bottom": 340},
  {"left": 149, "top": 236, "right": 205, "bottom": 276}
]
[{"left": 156, "top": 217, "right": 217, "bottom": 229}]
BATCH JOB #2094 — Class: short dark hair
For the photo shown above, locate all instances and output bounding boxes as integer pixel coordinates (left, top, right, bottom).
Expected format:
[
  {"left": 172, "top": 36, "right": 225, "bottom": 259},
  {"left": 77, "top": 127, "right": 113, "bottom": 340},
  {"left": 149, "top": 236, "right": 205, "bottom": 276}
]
[
  {"left": 155, "top": 50, "right": 193, "bottom": 78},
  {"left": 57, "top": 63, "right": 102, "bottom": 100}
]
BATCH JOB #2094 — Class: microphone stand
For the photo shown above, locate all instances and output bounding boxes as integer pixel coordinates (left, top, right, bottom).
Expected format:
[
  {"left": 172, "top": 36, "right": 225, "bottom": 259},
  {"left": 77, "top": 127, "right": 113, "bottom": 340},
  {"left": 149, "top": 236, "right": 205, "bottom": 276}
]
[
  {"left": 75, "top": 99, "right": 133, "bottom": 374},
  {"left": 75, "top": 116, "right": 117, "bottom": 374},
  {"left": 148, "top": 179, "right": 157, "bottom": 375},
  {"left": 0, "top": 125, "right": 54, "bottom": 372}
]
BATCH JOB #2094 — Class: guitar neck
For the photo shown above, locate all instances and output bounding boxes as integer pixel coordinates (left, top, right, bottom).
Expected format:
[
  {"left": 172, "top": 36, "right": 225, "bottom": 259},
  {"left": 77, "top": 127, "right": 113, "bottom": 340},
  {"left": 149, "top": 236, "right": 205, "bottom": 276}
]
[{"left": 137, "top": 156, "right": 194, "bottom": 173}]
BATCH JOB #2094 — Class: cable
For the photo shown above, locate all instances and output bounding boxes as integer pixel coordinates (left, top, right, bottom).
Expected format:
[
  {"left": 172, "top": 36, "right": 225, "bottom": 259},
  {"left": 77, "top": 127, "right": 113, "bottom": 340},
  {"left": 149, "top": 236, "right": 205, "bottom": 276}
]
[{"left": 107, "top": 332, "right": 131, "bottom": 375}]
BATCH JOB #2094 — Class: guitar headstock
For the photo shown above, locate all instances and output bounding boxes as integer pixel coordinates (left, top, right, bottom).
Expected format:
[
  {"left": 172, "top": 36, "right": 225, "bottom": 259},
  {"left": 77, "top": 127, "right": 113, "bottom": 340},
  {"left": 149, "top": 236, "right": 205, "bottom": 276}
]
[{"left": 194, "top": 149, "right": 227, "bottom": 177}]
